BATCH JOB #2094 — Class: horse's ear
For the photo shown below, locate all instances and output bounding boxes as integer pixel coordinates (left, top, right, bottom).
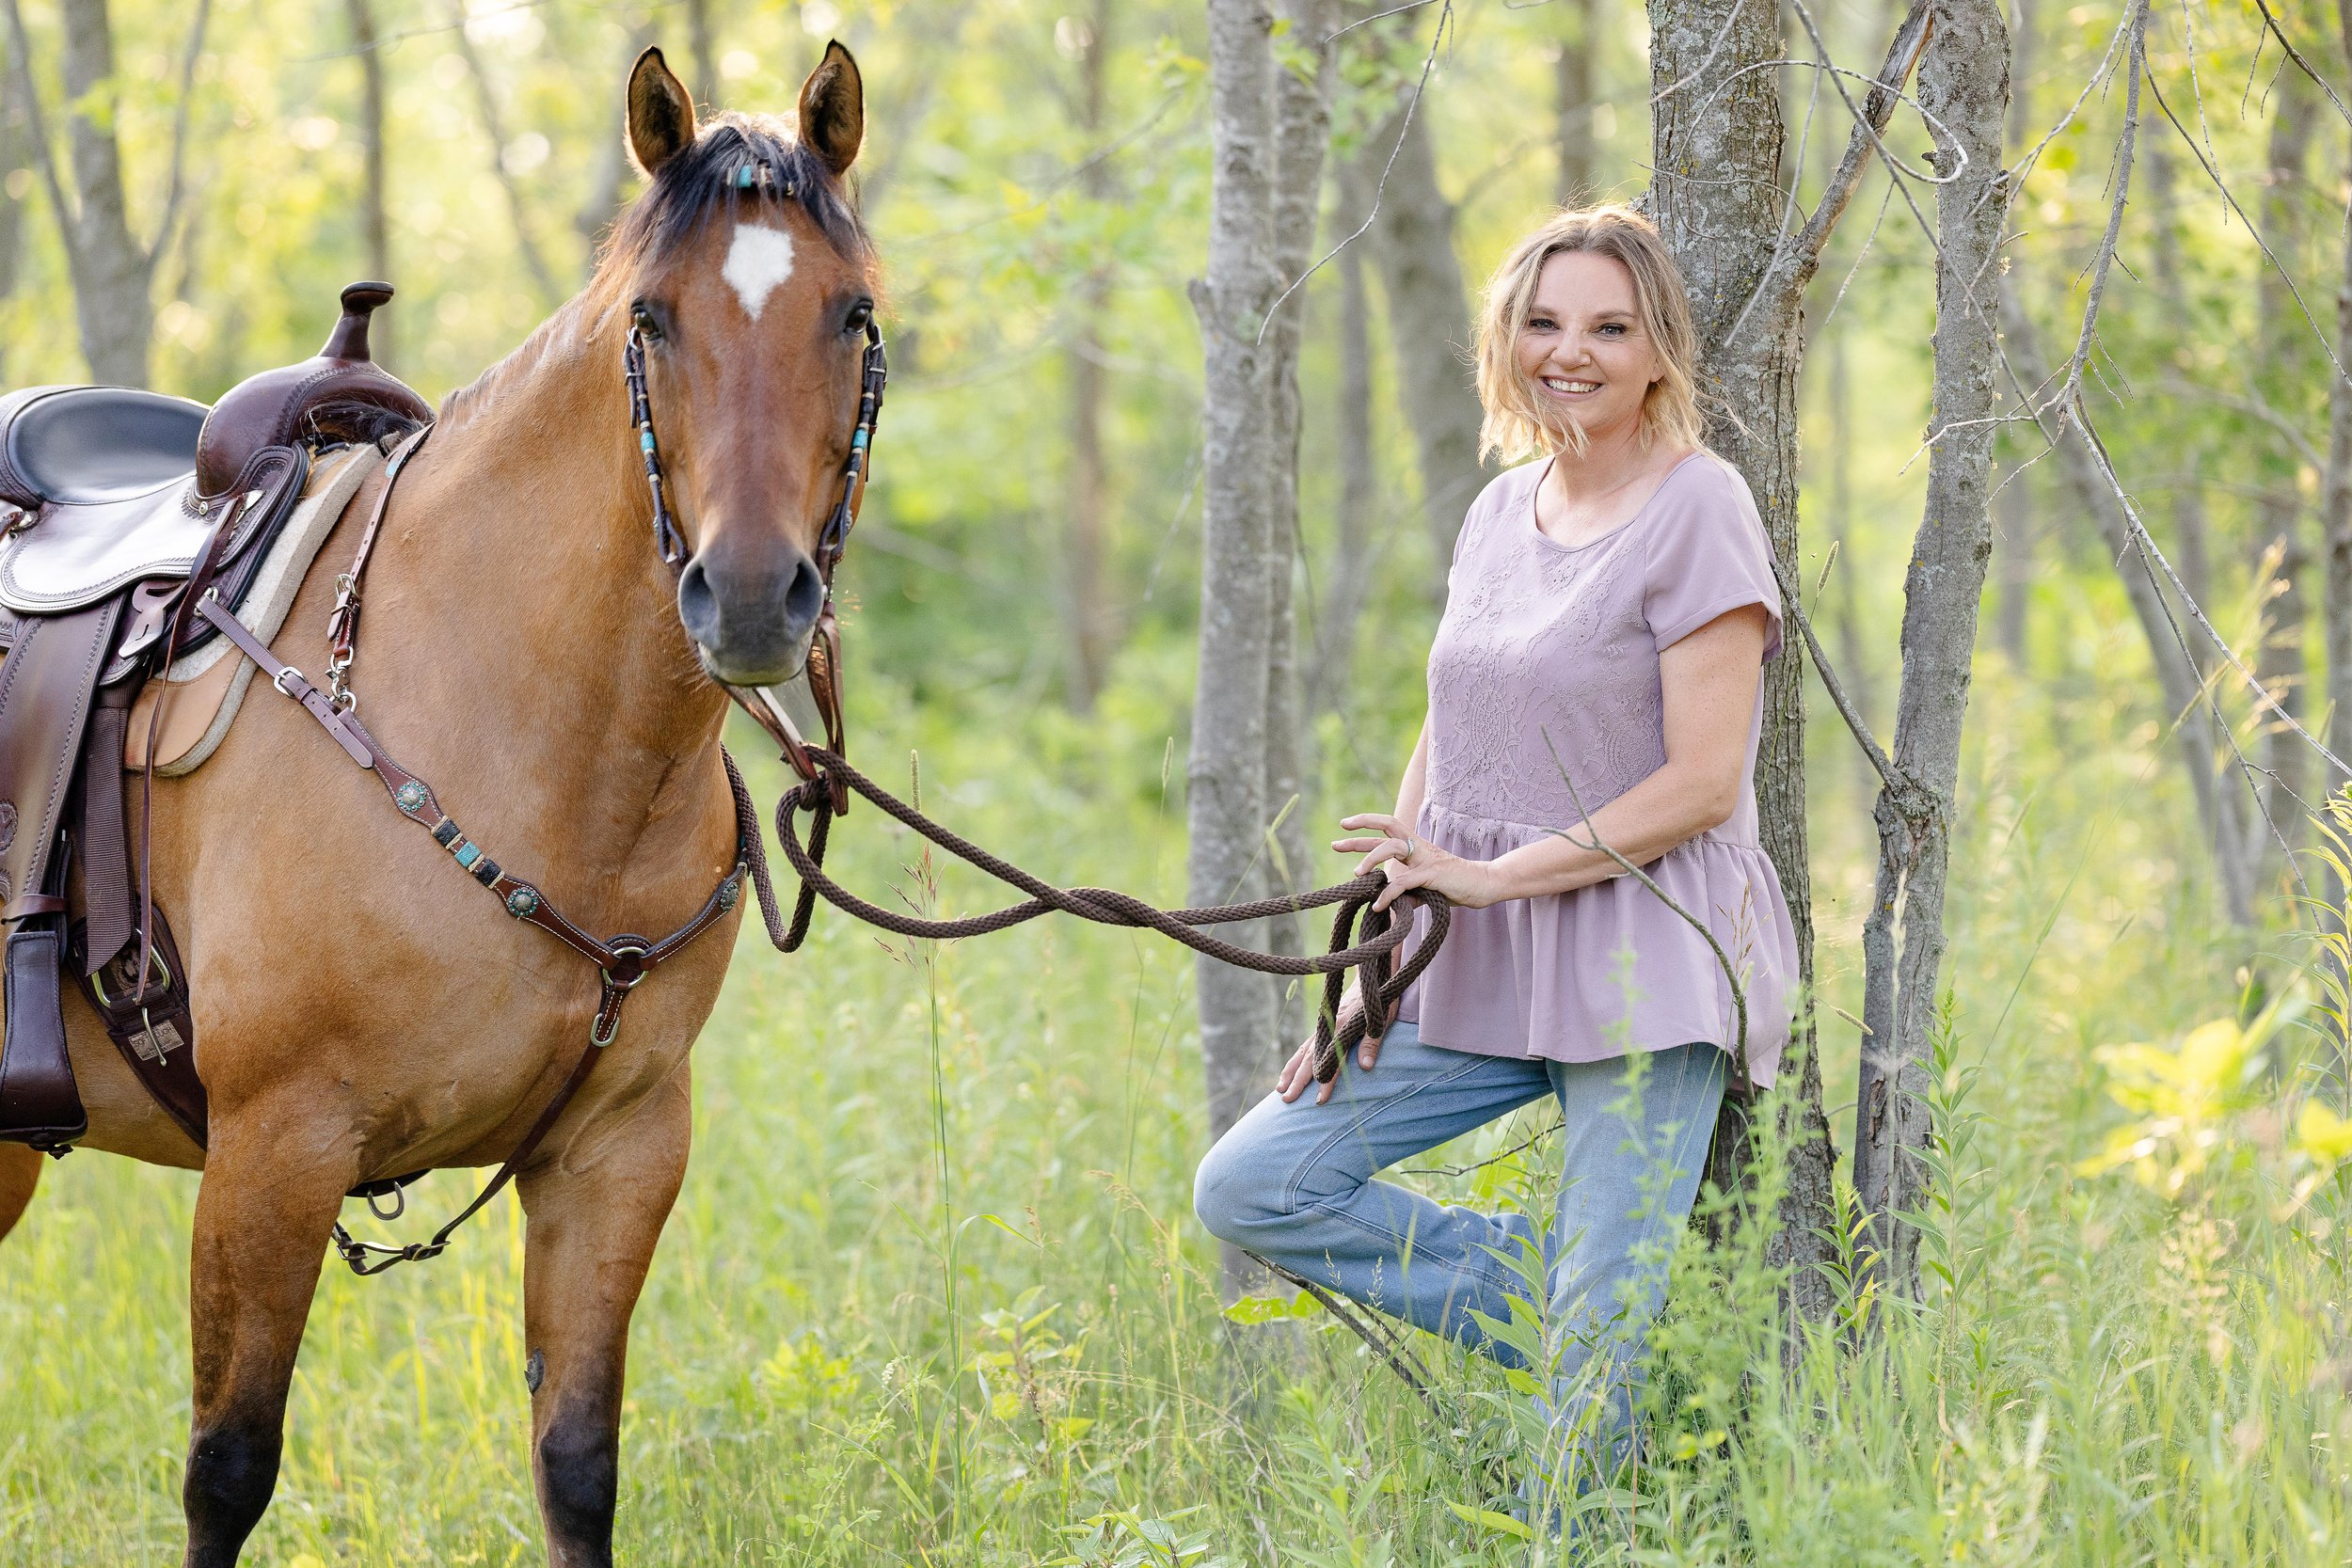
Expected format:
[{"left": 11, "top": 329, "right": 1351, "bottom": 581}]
[
  {"left": 797, "top": 40, "right": 864, "bottom": 177},
  {"left": 627, "top": 47, "right": 697, "bottom": 178}
]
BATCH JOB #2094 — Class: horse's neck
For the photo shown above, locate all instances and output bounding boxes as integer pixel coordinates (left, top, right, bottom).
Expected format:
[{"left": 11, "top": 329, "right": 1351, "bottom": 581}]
[{"left": 366, "top": 299, "right": 729, "bottom": 853}]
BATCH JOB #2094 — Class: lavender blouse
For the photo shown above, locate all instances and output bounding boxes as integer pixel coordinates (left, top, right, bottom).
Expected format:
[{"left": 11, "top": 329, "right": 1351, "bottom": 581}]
[{"left": 1394, "top": 451, "right": 1800, "bottom": 1086}]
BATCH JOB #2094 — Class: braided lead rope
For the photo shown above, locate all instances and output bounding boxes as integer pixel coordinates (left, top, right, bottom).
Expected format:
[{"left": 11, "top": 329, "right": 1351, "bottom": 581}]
[{"left": 739, "top": 749, "right": 1448, "bottom": 1085}]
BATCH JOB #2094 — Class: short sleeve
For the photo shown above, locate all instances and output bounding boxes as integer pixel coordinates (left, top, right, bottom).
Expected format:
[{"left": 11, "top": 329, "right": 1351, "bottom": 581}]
[{"left": 1640, "top": 456, "right": 1784, "bottom": 660}]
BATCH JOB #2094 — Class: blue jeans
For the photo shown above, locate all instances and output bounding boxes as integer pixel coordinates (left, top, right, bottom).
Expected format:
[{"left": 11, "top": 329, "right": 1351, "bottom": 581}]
[{"left": 1194, "top": 1022, "right": 1725, "bottom": 1465}]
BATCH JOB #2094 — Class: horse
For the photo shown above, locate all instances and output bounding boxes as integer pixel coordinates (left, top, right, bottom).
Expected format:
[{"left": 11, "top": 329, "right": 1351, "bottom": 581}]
[{"left": 0, "top": 42, "right": 879, "bottom": 1567}]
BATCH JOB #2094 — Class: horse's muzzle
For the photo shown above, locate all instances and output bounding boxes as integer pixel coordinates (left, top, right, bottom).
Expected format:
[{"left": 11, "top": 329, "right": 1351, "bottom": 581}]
[{"left": 676, "top": 541, "right": 826, "bottom": 687}]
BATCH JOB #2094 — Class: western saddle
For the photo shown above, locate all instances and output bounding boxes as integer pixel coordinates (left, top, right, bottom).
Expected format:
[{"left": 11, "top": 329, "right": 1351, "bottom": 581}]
[{"left": 0, "top": 283, "right": 432, "bottom": 1153}]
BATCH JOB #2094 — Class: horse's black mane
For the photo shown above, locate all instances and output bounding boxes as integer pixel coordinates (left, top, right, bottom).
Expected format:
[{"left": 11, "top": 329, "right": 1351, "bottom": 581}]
[{"left": 608, "top": 112, "right": 871, "bottom": 270}]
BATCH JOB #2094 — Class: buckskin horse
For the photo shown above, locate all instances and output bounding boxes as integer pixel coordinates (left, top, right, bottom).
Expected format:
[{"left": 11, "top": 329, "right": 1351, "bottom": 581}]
[{"left": 0, "top": 43, "right": 876, "bottom": 1566}]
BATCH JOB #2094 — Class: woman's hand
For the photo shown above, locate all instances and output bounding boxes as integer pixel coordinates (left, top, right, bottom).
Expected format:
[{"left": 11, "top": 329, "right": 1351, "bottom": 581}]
[
  {"left": 1276, "top": 991, "right": 1385, "bottom": 1104},
  {"left": 1335, "top": 814, "right": 1502, "bottom": 912}
]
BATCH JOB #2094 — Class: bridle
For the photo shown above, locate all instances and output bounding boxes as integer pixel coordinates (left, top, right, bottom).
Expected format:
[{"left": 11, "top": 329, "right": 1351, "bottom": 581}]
[{"left": 625, "top": 312, "right": 887, "bottom": 814}]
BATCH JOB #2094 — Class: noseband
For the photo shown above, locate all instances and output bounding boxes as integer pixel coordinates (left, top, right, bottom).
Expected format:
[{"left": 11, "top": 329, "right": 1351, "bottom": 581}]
[{"left": 624, "top": 316, "right": 887, "bottom": 810}]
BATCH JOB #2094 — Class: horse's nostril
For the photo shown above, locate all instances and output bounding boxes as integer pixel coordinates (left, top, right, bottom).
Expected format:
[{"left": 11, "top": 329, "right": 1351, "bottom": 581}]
[
  {"left": 675, "top": 557, "right": 722, "bottom": 647},
  {"left": 784, "top": 553, "right": 825, "bottom": 638}
]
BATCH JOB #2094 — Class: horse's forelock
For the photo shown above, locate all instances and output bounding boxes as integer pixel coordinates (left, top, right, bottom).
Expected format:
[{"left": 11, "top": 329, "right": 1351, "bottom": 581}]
[{"left": 606, "top": 111, "right": 871, "bottom": 279}]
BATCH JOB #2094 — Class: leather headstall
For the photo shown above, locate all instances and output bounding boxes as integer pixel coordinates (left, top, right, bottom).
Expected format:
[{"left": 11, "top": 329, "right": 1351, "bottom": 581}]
[{"left": 628, "top": 317, "right": 887, "bottom": 816}]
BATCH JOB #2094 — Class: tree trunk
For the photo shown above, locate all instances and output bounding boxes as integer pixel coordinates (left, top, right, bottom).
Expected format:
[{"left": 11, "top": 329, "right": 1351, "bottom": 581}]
[
  {"left": 1554, "top": 0, "right": 1596, "bottom": 202},
  {"left": 1363, "top": 99, "right": 1494, "bottom": 579},
  {"left": 449, "top": 4, "right": 561, "bottom": 308},
  {"left": 1061, "top": 0, "right": 1116, "bottom": 713},
  {"left": 346, "top": 0, "right": 392, "bottom": 369},
  {"left": 2000, "top": 280, "right": 2265, "bottom": 923},
  {"left": 2252, "top": 68, "right": 2318, "bottom": 864},
  {"left": 1853, "top": 0, "right": 2010, "bottom": 1297},
  {"left": 1190, "top": 0, "right": 1283, "bottom": 1298},
  {"left": 1259, "top": 0, "right": 1335, "bottom": 1043},
  {"left": 686, "top": 0, "right": 717, "bottom": 110},
  {"left": 577, "top": 16, "right": 658, "bottom": 271},
  {"left": 57, "top": 0, "right": 151, "bottom": 385},
  {"left": 1993, "top": 459, "right": 2033, "bottom": 666},
  {"left": 0, "top": 34, "right": 27, "bottom": 309},
  {"left": 1649, "top": 0, "right": 1839, "bottom": 1327},
  {"left": 1311, "top": 229, "right": 1378, "bottom": 719}
]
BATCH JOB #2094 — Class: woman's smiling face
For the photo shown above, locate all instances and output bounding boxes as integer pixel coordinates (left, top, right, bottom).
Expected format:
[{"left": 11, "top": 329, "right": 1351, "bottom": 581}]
[{"left": 1514, "top": 249, "right": 1663, "bottom": 448}]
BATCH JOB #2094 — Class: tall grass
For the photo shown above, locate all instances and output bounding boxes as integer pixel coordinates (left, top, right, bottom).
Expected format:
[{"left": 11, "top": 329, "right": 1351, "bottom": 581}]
[{"left": 2, "top": 640, "right": 2348, "bottom": 1564}]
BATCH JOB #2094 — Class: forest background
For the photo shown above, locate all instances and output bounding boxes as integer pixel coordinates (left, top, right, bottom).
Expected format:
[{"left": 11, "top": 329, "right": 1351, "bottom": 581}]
[{"left": 4, "top": 0, "right": 2352, "bottom": 1561}]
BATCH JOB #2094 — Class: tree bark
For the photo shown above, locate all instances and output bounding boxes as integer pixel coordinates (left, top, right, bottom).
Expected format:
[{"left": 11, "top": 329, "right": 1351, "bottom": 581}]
[
  {"left": 1555, "top": 0, "right": 1596, "bottom": 202},
  {"left": 1190, "top": 0, "right": 1283, "bottom": 1297},
  {"left": 1650, "top": 0, "right": 1840, "bottom": 1328},
  {"left": 2252, "top": 67, "right": 2318, "bottom": 862},
  {"left": 1260, "top": 0, "right": 1335, "bottom": 1042},
  {"left": 1363, "top": 98, "right": 1494, "bottom": 578},
  {"left": 1852, "top": 0, "right": 2010, "bottom": 1297},
  {"left": 1310, "top": 228, "right": 1378, "bottom": 719},
  {"left": 1060, "top": 0, "right": 1118, "bottom": 712},
  {"left": 345, "top": 0, "right": 392, "bottom": 370}
]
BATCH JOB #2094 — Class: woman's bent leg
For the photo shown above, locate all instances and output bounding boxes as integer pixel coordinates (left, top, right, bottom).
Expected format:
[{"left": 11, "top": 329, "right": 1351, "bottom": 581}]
[
  {"left": 1193, "top": 1022, "right": 1554, "bottom": 1353},
  {"left": 1542, "top": 1043, "right": 1728, "bottom": 1477}
]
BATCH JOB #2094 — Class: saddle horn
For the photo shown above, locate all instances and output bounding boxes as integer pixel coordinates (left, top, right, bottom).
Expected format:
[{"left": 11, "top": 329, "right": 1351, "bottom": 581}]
[{"left": 193, "top": 279, "right": 432, "bottom": 500}]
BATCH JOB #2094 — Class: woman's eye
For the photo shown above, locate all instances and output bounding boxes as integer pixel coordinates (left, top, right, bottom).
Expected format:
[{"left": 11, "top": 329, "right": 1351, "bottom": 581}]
[{"left": 1598, "top": 323, "right": 1626, "bottom": 337}]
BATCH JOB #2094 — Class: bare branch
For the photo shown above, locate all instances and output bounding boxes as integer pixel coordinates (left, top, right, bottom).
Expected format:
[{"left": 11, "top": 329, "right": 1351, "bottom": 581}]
[
  {"left": 2055, "top": 0, "right": 2148, "bottom": 421},
  {"left": 0, "top": 0, "right": 76, "bottom": 263},
  {"left": 148, "top": 0, "right": 212, "bottom": 282}
]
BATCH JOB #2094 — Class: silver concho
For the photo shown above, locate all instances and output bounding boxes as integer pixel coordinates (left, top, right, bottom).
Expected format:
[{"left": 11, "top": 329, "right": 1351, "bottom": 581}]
[
  {"left": 394, "top": 781, "right": 428, "bottom": 813},
  {"left": 0, "top": 799, "right": 16, "bottom": 853},
  {"left": 506, "top": 888, "right": 540, "bottom": 918}
]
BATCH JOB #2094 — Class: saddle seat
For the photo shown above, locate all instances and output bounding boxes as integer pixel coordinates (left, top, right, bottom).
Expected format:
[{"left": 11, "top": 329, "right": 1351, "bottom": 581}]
[
  {"left": 0, "top": 283, "right": 430, "bottom": 618},
  {"left": 0, "top": 282, "right": 432, "bottom": 1154},
  {"left": 0, "top": 387, "right": 207, "bottom": 506}
]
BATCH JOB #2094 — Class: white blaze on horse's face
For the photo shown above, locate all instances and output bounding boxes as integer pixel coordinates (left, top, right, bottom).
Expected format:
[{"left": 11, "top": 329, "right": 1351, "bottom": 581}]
[{"left": 721, "top": 223, "right": 797, "bottom": 323}]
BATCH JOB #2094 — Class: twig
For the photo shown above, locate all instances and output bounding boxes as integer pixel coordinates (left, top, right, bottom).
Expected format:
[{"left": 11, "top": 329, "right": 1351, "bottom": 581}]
[
  {"left": 0, "top": 0, "right": 75, "bottom": 265},
  {"left": 1539, "top": 732, "right": 1753, "bottom": 1083},
  {"left": 1242, "top": 1251, "right": 1450, "bottom": 1418},
  {"left": 1403, "top": 1117, "right": 1562, "bottom": 1177},
  {"left": 2249, "top": 0, "right": 2352, "bottom": 132},
  {"left": 2055, "top": 0, "right": 2148, "bottom": 420},
  {"left": 149, "top": 0, "right": 212, "bottom": 282},
  {"left": 1256, "top": 0, "right": 1452, "bottom": 342}
]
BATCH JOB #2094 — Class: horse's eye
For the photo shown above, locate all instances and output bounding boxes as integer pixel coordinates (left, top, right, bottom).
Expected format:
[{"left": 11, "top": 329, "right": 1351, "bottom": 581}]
[
  {"left": 630, "top": 304, "right": 663, "bottom": 341},
  {"left": 844, "top": 300, "right": 873, "bottom": 335}
]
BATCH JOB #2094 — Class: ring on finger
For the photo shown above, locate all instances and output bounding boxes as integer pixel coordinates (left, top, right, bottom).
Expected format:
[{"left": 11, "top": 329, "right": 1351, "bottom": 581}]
[{"left": 1397, "top": 833, "right": 1419, "bottom": 863}]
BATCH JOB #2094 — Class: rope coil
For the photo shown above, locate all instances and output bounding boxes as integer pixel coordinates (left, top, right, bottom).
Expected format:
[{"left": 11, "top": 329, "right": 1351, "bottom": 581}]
[{"left": 732, "top": 749, "right": 1449, "bottom": 1083}]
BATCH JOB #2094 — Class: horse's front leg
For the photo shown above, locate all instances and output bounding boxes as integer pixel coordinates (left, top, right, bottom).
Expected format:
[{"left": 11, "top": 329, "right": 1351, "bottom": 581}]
[
  {"left": 518, "top": 1065, "right": 691, "bottom": 1568},
  {"left": 183, "top": 1098, "right": 356, "bottom": 1568}
]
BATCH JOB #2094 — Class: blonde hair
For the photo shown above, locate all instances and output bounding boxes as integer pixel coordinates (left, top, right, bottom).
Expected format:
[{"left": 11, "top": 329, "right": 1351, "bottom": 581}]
[{"left": 1472, "top": 204, "right": 1705, "bottom": 464}]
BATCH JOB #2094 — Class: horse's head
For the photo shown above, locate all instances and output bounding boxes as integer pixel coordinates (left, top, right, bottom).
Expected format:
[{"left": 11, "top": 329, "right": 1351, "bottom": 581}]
[{"left": 608, "top": 43, "right": 877, "bottom": 688}]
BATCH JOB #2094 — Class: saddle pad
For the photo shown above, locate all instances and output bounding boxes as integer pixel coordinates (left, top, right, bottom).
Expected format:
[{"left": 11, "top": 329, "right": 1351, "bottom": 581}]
[{"left": 125, "top": 444, "right": 377, "bottom": 776}]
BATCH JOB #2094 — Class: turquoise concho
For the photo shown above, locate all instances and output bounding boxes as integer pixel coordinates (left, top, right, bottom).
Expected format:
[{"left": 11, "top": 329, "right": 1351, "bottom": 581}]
[
  {"left": 505, "top": 888, "right": 540, "bottom": 919},
  {"left": 394, "top": 781, "right": 428, "bottom": 813}
]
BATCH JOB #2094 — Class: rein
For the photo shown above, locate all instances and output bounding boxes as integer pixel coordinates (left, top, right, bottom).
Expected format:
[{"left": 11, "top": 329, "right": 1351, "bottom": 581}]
[
  {"left": 741, "top": 748, "right": 1450, "bottom": 1083},
  {"left": 194, "top": 299, "right": 1440, "bottom": 1277}
]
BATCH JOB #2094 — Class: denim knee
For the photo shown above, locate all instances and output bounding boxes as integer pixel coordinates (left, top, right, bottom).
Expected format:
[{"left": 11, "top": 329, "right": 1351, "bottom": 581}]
[{"left": 1192, "top": 1121, "right": 1294, "bottom": 1244}]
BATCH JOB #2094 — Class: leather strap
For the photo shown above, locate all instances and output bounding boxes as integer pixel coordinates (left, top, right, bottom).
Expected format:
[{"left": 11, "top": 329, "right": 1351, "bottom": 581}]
[
  {"left": 193, "top": 591, "right": 749, "bottom": 1275},
  {"left": 324, "top": 425, "right": 431, "bottom": 706},
  {"left": 77, "top": 680, "right": 136, "bottom": 973}
]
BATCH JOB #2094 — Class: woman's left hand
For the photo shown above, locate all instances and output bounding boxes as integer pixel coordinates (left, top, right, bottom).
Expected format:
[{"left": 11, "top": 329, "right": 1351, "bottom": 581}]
[{"left": 1336, "top": 815, "right": 1502, "bottom": 912}]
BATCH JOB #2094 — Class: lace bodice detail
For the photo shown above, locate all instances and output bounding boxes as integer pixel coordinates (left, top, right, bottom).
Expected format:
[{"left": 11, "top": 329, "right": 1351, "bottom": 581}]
[{"left": 1422, "top": 453, "right": 1783, "bottom": 841}]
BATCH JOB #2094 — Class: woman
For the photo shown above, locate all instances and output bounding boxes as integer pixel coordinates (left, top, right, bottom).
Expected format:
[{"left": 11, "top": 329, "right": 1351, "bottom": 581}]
[{"left": 1193, "top": 206, "right": 1798, "bottom": 1471}]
